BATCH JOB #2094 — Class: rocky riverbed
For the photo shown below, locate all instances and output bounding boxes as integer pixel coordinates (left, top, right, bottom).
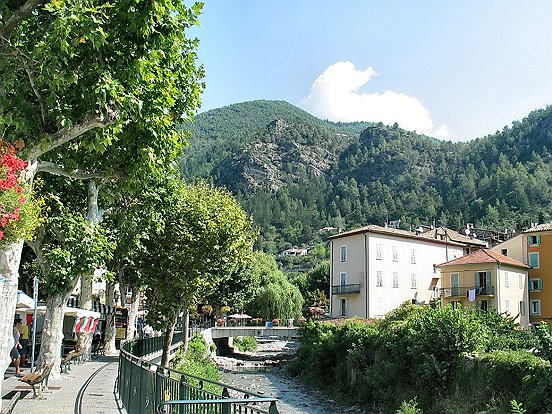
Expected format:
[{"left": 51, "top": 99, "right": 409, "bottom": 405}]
[{"left": 215, "top": 338, "right": 368, "bottom": 414}]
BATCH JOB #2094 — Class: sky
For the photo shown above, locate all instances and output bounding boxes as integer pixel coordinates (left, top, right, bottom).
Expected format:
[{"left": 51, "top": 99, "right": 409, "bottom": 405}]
[{"left": 190, "top": 1, "right": 552, "bottom": 142}]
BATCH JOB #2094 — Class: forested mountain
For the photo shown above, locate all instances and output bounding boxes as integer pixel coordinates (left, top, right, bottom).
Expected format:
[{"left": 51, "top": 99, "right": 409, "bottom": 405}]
[{"left": 180, "top": 100, "right": 552, "bottom": 253}]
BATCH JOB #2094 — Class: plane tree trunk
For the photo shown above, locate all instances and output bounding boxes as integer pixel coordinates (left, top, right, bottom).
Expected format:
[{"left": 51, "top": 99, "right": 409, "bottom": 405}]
[
  {"left": 36, "top": 292, "right": 69, "bottom": 379},
  {"left": 103, "top": 282, "right": 117, "bottom": 355},
  {"left": 0, "top": 242, "right": 24, "bottom": 398}
]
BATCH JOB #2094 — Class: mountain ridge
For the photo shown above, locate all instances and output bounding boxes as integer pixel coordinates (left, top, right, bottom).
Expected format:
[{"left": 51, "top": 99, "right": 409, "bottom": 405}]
[{"left": 181, "top": 100, "right": 552, "bottom": 252}]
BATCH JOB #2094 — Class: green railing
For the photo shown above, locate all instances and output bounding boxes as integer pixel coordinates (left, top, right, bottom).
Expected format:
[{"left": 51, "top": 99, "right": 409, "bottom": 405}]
[{"left": 118, "top": 334, "right": 279, "bottom": 414}]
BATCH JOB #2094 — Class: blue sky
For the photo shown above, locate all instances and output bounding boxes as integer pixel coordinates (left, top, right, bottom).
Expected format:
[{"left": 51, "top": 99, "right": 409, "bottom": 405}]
[{"left": 190, "top": 1, "right": 552, "bottom": 141}]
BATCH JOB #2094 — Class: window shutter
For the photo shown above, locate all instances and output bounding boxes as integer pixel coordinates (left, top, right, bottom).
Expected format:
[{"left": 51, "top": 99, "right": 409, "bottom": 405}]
[
  {"left": 538, "top": 279, "right": 543, "bottom": 290},
  {"left": 536, "top": 235, "right": 541, "bottom": 244},
  {"left": 486, "top": 271, "right": 491, "bottom": 287},
  {"left": 474, "top": 273, "right": 479, "bottom": 287}
]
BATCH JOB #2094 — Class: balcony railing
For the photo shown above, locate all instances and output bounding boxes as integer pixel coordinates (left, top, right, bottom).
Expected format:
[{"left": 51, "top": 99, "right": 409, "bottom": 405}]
[
  {"left": 439, "top": 286, "right": 495, "bottom": 298},
  {"left": 332, "top": 284, "right": 361, "bottom": 294}
]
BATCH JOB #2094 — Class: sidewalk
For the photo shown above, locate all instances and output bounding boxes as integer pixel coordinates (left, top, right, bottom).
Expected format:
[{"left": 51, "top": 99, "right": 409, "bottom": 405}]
[{"left": 2, "top": 354, "right": 126, "bottom": 414}]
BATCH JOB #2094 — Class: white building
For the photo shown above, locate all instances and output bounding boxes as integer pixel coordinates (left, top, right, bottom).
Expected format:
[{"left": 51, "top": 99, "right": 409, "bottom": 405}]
[{"left": 329, "top": 225, "right": 471, "bottom": 318}]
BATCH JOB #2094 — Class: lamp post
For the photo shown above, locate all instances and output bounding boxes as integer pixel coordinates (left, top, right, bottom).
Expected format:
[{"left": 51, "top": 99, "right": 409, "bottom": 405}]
[{"left": 30, "top": 275, "right": 39, "bottom": 372}]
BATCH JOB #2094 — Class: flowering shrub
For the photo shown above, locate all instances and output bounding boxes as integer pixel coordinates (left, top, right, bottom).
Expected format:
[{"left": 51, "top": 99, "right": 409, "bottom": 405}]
[
  {"left": 272, "top": 319, "right": 280, "bottom": 326},
  {"left": 0, "top": 142, "right": 41, "bottom": 248},
  {"left": 250, "top": 318, "right": 263, "bottom": 326}
]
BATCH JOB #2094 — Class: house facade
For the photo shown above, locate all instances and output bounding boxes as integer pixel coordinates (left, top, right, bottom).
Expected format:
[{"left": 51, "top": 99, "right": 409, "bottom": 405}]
[
  {"left": 492, "top": 223, "right": 552, "bottom": 324},
  {"left": 329, "top": 225, "right": 467, "bottom": 318},
  {"left": 437, "top": 249, "right": 530, "bottom": 325}
]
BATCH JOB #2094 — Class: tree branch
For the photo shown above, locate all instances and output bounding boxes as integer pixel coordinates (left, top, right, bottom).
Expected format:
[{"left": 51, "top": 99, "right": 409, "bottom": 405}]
[
  {"left": 25, "top": 67, "right": 46, "bottom": 126},
  {"left": 1, "top": 0, "right": 45, "bottom": 39},
  {"left": 36, "top": 161, "right": 113, "bottom": 180},
  {"left": 27, "top": 108, "right": 119, "bottom": 160}
]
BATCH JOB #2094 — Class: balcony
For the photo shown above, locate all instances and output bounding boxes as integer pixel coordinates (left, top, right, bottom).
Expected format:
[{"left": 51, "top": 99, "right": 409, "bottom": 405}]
[
  {"left": 439, "top": 286, "right": 495, "bottom": 298},
  {"left": 332, "top": 284, "right": 361, "bottom": 294}
]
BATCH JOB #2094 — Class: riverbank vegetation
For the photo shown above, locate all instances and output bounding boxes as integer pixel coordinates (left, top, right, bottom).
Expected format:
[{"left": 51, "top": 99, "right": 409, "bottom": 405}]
[
  {"left": 289, "top": 303, "right": 552, "bottom": 413},
  {"left": 174, "top": 334, "right": 220, "bottom": 385},
  {"left": 233, "top": 336, "right": 258, "bottom": 352}
]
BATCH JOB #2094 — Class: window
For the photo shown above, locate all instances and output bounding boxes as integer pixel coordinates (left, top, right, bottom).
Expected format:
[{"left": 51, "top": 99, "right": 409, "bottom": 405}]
[
  {"left": 530, "top": 300, "right": 541, "bottom": 315},
  {"left": 376, "top": 244, "right": 382, "bottom": 260},
  {"left": 529, "top": 252, "right": 540, "bottom": 268},
  {"left": 519, "top": 301, "right": 526, "bottom": 316},
  {"left": 501, "top": 248, "right": 508, "bottom": 256},
  {"left": 519, "top": 273, "right": 524, "bottom": 289},
  {"left": 528, "top": 235, "right": 541, "bottom": 246},
  {"left": 504, "top": 299, "right": 510, "bottom": 312},
  {"left": 504, "top": 271, "right": 509, "bottom": 288},
  {"left": 411, "top": 273, "right": 417, "bottom": 289},
  {"left": 376, "top": 297, "right": 384, "bottom": 317},
  {"left": 392, "top": 272, "right": 399, "bottom": 288},
  {"left": 410, "top": 249, "right": 416, "bottom": 264},
  {"left": 376, "top": 270, "right": 383, "bottom": 287},
  {"left": 451, "top": 273, "right": 460, "bottom": 296},
  {"left": 340, "top": 245, "right": 347, "bottom": 262},
  {"left": 392, "top": 246, "right": 398, "bottom": 262},
  {"left": 451, "top": 301, "right": 461, "bottom": 310},
  {"left": 480, "top": 300, "right": 489, "bottom": 311},
  {"left": 529, "top": 278, "right": 543, "bottom": 291},
  {"left": 340, "top": 299, "right": 347, "bottom": 316},
  {"left": 340, "top": 272, "right": 347, "bottom": 286}
]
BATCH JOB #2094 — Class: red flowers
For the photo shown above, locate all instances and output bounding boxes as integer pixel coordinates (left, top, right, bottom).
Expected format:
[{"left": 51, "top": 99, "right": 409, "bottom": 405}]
[{"left": 0, "top": 143, "right": 28, "bottom": 241}]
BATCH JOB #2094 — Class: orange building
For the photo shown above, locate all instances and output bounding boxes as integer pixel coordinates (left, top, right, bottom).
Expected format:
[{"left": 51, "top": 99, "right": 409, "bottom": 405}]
[{"left": 492, "top": 223, "right": 552, "bottom": 324}]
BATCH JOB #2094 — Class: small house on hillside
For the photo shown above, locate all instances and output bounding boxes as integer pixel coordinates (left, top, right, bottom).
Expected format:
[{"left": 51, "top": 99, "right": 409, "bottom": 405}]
[{"left": 281, "top": 247, "right": 308, "bottom": 257}]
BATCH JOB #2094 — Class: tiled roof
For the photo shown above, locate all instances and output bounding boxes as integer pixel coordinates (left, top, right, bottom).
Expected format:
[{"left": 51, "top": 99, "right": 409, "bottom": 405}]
[
  {"left": 524, "top": 223, "right": 552, "bottom": 233},
  {"left": 423, "top": 226, "right": 487, "bottom": 246},
  {"left": 437, "top": 249, "right": 530, "bottom": 269},
  {"left": 329, "top": 225, "right": 466, "bottom": 247}
]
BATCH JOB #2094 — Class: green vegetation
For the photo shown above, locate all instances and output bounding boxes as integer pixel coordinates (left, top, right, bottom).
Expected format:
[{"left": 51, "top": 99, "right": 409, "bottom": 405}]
[
  {"left": 182, "top": 101, "right": 552, "bottom": 253},
  {"left": 233, "top": 336, "right": 257, "bottom": 352},
  {"left": 174, "top": 334, "right": 220, "bottom": 392},
  {"left": 289, "top": 303, "right": 552, "bottom": 414}
]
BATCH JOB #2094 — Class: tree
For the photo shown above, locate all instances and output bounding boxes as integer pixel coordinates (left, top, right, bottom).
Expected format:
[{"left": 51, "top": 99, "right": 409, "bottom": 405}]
[
  {"left": 0, "top": 0, "right": 204, "bottom": 384},
  {"left": 27, "top": 195, "right": 113, "bottom": 377},
  {"left": 129, "top": 177, "right": 256, "bottom": 366},
  {"left": 246, "top": 252, "right": 304, "bottom": 321}
]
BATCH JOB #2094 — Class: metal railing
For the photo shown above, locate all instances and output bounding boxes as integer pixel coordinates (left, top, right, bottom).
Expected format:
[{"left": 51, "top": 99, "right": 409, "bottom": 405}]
[
  {"left": 439, "top": 286, "right": 495, "bottom": 298},
  {"left": 118, "top": 335, "right": 279, "bottom": 414},
  {"left": 332, "top": 284, "right": 361, "bottom": 294}
]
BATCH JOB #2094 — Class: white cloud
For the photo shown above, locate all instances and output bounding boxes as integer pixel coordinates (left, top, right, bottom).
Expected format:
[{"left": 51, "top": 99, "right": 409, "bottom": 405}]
[{"left": 300, "top": 61, "right": 448, "bottom": 138}]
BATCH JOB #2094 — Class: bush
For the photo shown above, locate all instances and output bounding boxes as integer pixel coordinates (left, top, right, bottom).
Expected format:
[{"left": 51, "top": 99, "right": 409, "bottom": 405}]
[
  {"left": 233, "top": 336, "right": 257, "bottom": 352},
  {"left": 173, "top": 334, "right": 221, "bottom": 392},
  {"left": 290, "top": 303, "right": 552, "bottom": 413}
]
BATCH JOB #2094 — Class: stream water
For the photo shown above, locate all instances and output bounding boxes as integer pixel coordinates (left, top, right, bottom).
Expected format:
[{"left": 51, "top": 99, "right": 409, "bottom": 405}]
[{"left": 215, "top": 339, "right": 367, "bottom": 414}]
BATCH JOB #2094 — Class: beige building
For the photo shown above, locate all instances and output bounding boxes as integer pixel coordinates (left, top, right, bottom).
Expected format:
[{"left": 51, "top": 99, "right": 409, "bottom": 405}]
[
  {"left": 329, "top": 225, "right": 475, "bottom": 318},
  {"left": 437, "top": 249, "right": 530, "bottom": 325}
]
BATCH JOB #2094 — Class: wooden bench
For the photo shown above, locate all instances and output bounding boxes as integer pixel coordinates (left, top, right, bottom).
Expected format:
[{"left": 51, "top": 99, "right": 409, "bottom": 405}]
[
  {"left": 18, "top": 365, "right": 52, "bottom": 399},
  {"left": 60, "top": 349, "right": 85, "bottom": 373},
  {"left": 92, "top": 341, "right": 106, "bottom": 357}
]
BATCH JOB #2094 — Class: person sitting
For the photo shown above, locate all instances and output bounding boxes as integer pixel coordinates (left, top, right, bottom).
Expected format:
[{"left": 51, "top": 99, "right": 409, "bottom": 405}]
[{"left": 92, "top": 333, "right": 101, "bottom": 354}]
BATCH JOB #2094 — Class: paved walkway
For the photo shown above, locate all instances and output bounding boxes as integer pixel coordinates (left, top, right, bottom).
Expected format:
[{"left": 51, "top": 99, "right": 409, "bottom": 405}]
[{"left": 2, "top": 355, "right": 126, "bottom": 414}]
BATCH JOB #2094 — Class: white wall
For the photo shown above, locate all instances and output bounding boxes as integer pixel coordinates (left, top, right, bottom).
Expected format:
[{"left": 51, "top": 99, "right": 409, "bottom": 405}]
[
  {"left": 331, "top": 231, "right": 465, "bottom": 318},
  {"left": 367, "top": 234, "right": 463, "bottom": 318}
]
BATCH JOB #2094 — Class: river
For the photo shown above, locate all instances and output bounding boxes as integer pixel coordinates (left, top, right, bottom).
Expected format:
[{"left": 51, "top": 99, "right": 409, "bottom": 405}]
[{"left": 215, "top": 339, "right": 367, "bottom": 414}]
